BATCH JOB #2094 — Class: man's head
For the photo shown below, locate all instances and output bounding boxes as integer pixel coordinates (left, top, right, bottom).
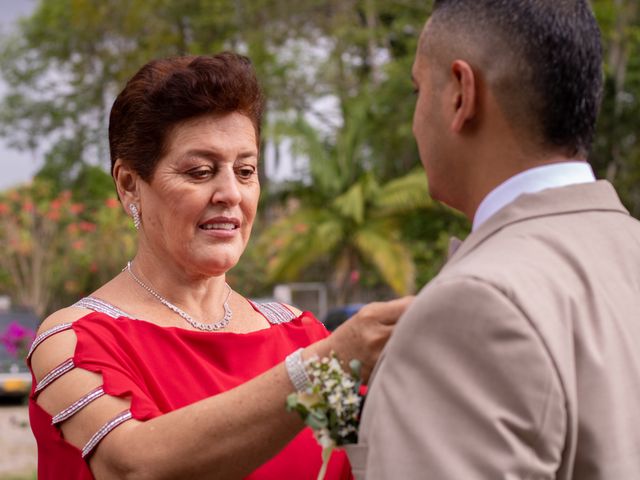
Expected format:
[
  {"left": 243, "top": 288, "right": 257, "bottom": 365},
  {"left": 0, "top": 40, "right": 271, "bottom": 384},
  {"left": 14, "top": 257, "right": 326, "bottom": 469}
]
[{"left": 412, "top": 0, "right": 603, "bottom": 214}]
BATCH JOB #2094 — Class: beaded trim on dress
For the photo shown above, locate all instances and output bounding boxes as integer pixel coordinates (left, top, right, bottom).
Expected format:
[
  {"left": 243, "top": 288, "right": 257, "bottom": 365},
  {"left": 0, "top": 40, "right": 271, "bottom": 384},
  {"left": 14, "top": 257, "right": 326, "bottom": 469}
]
[
  {"left": 34, "top": 358, "right": 75, "bottom": 394},
  {"left": 252, "top": 302, "right": 298, "bottom": 324},
  {"left": 72, "top": 297, "right": 134, "bottom": 319},
  {"left": 73, "top": 297, "right": 298, "bottom": 326}
]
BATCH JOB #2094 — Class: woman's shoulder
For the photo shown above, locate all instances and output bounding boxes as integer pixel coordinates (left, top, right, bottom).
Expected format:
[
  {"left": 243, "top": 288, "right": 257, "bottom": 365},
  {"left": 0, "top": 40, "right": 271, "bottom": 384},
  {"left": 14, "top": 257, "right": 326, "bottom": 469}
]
[
  {"left": 29, "top": 305, "right": 98, "bottom": 384},
  {"left": 36, "top": 305, "right": 94, "bottom": 336}
]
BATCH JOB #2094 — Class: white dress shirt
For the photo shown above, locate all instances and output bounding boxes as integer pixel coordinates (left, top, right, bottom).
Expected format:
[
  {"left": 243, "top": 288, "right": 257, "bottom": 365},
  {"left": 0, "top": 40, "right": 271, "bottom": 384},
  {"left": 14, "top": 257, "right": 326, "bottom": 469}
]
[{"left": 472, "top": 161, "right": 596, "bottom": 231}]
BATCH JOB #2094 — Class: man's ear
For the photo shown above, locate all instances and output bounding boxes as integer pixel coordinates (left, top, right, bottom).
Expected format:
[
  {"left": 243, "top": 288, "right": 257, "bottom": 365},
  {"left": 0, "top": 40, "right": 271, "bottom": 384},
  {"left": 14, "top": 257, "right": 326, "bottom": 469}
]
[
  {"left": 112, "top": 159, "right": 141, "bottom": 211},
  {"left": 450, "top": 60, "right": 477, "bottom": 133}
]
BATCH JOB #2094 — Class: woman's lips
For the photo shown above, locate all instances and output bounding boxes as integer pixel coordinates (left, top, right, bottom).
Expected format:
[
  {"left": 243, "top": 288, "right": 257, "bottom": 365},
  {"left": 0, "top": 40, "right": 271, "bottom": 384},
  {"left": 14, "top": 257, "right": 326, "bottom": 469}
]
[{"left": 198, "top": 217, "right": 240, "bottom": 238}]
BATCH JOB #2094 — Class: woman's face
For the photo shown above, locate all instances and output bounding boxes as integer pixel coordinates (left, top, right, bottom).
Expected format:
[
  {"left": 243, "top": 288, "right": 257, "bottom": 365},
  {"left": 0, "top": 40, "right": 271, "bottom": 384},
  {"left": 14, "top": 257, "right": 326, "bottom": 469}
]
[{"left": 137, "top": 112, "right": 260, "bottom": 278}]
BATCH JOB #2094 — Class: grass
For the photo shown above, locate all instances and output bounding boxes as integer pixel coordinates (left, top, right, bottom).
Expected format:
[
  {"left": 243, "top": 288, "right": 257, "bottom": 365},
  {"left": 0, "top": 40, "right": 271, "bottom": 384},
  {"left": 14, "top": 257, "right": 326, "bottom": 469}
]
[{"left": 0, "top": 471, "right": 36, "bottom": 480}]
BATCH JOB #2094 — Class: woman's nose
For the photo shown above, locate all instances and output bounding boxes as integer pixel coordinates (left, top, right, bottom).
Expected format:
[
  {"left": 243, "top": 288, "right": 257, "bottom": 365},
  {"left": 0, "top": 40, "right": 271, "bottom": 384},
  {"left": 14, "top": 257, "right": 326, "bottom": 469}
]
[{"left": 211, "top": 169, "right": 242, "bottom": 206}]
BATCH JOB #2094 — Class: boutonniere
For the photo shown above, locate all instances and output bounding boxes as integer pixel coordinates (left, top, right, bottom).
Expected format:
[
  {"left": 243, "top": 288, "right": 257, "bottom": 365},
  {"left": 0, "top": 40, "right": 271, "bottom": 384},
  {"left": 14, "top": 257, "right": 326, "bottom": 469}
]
[{"left": 286, "top": 352, "right": 363, "bottom": 480}]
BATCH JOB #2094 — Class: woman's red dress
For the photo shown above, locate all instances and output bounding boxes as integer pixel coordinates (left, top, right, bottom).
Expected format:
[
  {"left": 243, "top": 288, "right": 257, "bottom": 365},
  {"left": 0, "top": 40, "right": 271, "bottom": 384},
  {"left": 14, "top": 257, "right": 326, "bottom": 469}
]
[{"left": 29, "top": 305, "right": 353, "bottom": 479}]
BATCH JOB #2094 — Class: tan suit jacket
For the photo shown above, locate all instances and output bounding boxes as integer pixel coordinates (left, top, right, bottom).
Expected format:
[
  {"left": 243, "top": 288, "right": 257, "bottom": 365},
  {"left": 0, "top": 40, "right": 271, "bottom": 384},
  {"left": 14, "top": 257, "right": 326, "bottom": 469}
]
[{"left": 351, "top": 181, "right": 640, "bottom": 479}]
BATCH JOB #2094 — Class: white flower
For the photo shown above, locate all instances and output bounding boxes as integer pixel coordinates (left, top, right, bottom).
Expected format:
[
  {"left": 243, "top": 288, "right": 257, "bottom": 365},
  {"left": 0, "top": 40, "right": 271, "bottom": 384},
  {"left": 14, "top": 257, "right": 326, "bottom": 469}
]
[
  {"left": 324, "top": 378, "right": 338, "bottom": 390},
  {"left": 328, "top": 357, "right": 342, "bottom": 372},
  {"left": 297, "top": 391, "right": 323, "bottom": 409},
  {"left": 345, "top": 392, "right": 361, "bottom": 406},
  {"left": 341, "top": 377, "right": 355, "bottom": 389}
]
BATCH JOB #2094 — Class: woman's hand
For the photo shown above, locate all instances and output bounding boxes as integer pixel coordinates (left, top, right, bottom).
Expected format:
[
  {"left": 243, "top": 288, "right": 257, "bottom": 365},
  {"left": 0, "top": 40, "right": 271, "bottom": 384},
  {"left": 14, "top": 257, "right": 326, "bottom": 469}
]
[{"left": 308, "top": 297, "right": 414, "bottom": 383}]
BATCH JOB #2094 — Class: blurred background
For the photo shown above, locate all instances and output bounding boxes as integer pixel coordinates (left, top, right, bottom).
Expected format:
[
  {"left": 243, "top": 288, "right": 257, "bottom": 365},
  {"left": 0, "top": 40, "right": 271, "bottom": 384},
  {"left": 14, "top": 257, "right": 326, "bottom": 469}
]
[{"left": 0, "top": 0, "right": 639, "bottom": 477}]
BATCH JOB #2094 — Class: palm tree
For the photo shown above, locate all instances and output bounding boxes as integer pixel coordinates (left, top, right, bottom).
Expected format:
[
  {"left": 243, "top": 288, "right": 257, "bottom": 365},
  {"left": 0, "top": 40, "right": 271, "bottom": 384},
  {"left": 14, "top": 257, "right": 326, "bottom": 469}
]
[
  {"left": 259, "top": 75, "right": 433, "bottom": 303},
  {"left": 260, "top": 165, "right": 430, "bottom": 303}
]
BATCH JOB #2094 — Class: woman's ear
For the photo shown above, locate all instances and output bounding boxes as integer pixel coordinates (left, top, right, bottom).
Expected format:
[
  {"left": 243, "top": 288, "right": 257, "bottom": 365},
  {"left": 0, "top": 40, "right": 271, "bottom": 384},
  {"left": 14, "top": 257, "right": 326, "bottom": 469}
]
[
  {"left": 449, "top": 59, "right": 477, "bottom": 133},
  {"left": 112, "top": 159, "right": 141, "bottom": 212}
]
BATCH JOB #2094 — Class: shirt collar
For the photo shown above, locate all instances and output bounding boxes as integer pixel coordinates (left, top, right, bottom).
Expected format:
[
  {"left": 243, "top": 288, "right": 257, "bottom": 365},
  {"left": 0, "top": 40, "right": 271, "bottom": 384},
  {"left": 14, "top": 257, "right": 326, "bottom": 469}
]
[{"left": 472, "top": 161, "right": 596, "bottom": 231}]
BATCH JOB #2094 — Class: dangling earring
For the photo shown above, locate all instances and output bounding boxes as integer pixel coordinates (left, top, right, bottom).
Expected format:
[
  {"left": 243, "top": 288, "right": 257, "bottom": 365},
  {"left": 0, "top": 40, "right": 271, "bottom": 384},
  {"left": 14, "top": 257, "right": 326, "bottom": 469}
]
[{"left": 129, "top": 203, "right": 141, "bottom": 230}]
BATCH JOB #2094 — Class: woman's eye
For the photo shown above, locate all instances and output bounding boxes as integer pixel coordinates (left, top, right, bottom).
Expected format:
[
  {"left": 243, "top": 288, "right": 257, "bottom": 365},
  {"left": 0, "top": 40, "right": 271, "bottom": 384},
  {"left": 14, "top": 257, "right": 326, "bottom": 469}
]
[
  {"left": 187, "top": 168, "right": 213, "bottom": 179},
  {"left": 236, "top": 167, "right": 256, "bottom": 179}
]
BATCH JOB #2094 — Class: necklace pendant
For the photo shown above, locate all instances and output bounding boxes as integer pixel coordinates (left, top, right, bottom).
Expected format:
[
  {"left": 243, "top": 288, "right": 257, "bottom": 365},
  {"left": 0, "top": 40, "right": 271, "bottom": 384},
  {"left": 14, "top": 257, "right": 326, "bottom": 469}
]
[{"left": 125, "top": 261, "right": 233, "bottom": 332}]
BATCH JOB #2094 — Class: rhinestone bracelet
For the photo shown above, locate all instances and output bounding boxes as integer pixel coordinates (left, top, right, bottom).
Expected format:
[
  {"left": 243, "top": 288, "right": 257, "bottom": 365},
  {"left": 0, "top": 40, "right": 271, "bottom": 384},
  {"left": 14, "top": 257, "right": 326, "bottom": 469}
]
[{"left": 285, "top": 348, "right": 312, "bottom": 392}]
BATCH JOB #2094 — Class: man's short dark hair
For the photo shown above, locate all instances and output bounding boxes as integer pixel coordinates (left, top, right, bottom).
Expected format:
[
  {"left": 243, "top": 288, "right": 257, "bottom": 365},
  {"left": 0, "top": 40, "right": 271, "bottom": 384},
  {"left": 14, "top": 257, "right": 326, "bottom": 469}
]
[{"left": 427, "top": 0, "right": 603, "bottom": 157}]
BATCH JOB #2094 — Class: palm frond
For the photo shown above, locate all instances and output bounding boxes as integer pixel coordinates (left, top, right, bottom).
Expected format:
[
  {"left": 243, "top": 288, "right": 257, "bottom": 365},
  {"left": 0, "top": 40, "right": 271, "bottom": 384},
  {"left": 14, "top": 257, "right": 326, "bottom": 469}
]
[
  {"left": 374, "top": 168, "right": 431, "bottom": 214},
  {"left": 333, "top": 181, "right": 365, "bottom": 224},
  {"left": 354, "top": 227, "right": 415, "bottom": 295},
  {"left": 260, "top": 208, "right": 344, "bottom": 281},
  {"left": 334, "top": 96, "right": 370, "bottom": 183},
  {"left": 268, "top": 115, "right": 343, "bottom": 195}
]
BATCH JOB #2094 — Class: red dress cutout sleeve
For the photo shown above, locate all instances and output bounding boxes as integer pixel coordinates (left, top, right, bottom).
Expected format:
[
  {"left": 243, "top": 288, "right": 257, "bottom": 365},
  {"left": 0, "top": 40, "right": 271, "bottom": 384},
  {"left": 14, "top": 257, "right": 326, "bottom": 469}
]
[{"left": 29, "top": 310, "right": 354, "bottom": 479}]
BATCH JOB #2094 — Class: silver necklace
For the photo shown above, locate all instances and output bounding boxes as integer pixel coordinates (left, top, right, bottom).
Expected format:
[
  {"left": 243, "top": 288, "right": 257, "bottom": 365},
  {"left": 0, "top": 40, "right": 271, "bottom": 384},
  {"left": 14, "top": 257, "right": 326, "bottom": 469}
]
[{"left": 124, "top": 261, "right": 232, "bottom": 331}]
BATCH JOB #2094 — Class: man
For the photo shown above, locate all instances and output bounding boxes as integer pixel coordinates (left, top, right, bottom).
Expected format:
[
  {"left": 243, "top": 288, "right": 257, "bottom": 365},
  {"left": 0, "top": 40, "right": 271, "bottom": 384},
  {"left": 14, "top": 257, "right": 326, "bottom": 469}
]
[{"left": 350, "top": 1, "right": 640, "bottom": 479}]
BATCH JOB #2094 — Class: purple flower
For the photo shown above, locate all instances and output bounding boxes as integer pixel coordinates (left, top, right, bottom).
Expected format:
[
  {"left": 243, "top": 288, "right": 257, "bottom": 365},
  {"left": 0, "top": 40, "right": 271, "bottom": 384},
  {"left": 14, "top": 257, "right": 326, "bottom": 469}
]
[{"left": 1, "top": 322, "right": 36, "bottom": 359}]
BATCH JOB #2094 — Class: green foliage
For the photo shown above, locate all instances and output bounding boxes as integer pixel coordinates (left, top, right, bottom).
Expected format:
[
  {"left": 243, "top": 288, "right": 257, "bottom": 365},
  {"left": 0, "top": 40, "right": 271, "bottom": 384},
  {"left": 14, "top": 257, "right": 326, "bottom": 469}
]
[
  {"left": 0, "top": 181, "right": 135, "bottom": 316},
  {"left": 0, "top": 473, "right": 37, "bottom": 480},
  {"left": 591, "top": 0, "right": 640, "bottom": 216},
  {"left": 226, "top": 217, "right": 271, "bottom": 299},
  {"left": 0, "top": 0, "right": 430, "bottom": 187},
  {"left": 0, "top": 0, "right": 445, "bottom": 303},
  {"left": 260, "top": 166, "right": 431, "bottom": 300},
  {"left": 5, "top": 1, "right": 638, "bottom": 306},
  {"left": 0, "top": 181, "right": 87, "bottom": 315}
]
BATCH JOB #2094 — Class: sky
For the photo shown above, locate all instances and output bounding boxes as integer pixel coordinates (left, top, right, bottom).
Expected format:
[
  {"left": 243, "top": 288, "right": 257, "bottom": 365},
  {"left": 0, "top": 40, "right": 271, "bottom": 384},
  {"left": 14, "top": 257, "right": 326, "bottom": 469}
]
[{"left": 0, "top": 0, "right": 39, "bottom": 190}]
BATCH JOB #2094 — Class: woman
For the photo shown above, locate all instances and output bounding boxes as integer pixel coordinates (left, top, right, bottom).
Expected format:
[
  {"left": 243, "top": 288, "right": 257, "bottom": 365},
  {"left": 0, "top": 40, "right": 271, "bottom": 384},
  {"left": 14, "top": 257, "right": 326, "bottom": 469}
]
[{"left": 28, "top": 52, "right": 411, "bottom": 479}]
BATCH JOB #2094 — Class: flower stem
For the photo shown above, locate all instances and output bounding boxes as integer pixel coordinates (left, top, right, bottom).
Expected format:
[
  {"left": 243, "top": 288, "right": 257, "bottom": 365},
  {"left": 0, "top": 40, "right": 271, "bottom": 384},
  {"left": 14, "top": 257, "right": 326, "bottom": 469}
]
[{"left": 317, "top": 446, "right": 333, "bottom": 480}]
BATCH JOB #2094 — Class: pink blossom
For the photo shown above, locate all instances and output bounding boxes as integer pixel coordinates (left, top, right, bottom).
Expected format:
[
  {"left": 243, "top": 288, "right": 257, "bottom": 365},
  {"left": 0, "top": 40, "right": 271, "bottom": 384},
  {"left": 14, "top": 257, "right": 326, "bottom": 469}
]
[
  {"left": 0, "top": 322, "right": 36, "bottom": 359},
  {"left": 79, "top": 221, "right": 96, "bottom": 233},
  {"left": 104, "top": 198, "right": 120, "bottom": 209},
  {"left": 47, "top": 210, "right": 61, "bottom": 221},
  {"left": 70, "top": 203, "right": 84, "bottom": 214},
  {"left": 0, "top": 202, "right": 9, "bottom": 214},
  {"left": 22, "top": 201, "right": 34, "bottom": 213}
]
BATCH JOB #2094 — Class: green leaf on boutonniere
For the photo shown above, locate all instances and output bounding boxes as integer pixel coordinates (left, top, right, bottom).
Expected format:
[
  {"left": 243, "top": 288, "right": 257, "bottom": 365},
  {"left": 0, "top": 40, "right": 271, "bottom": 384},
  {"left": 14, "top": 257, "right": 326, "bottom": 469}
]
[
  {"left": 306, "top": 410, "right": 328, "bottom": 430},
  {"left": 286, "top": 393, "right": 299, "bottom": 410}
]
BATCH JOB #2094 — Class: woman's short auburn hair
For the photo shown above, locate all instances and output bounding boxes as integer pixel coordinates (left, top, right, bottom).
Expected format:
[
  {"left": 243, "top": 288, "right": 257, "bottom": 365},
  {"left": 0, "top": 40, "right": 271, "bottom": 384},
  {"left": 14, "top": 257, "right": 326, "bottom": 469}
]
[{"left": 108, "top": 52, "right": 265, "bottom": 181}]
